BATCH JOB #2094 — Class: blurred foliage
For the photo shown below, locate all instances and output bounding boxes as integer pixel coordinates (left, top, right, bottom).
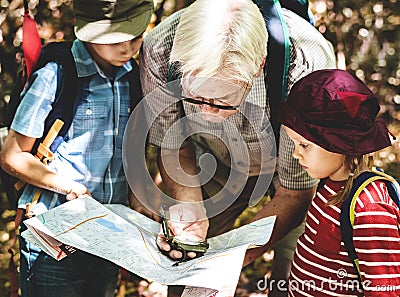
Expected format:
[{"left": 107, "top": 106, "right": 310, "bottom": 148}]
[
  {"left": 0, "top": 0, "right": 400, "bottom": 296},
  {"left": 309, "top": 0, "right": 400, "bottom": 176},
  {"left": 0, "top": 183, "right": 17, "bottom": 297},
  {"left": 0, "top": 0, "right": 399, "bottom": 164}
]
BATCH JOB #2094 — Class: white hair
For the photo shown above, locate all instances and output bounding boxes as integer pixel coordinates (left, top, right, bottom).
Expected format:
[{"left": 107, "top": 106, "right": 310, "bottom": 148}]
[{"left": 170, "top": 0, "right": 267, "bottom": 85}]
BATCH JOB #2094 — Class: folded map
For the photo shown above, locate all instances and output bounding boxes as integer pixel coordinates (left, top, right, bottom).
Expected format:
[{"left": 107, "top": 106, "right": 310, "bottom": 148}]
[{"left": 22, "top": 196, "right": 275, "bottom": 296}]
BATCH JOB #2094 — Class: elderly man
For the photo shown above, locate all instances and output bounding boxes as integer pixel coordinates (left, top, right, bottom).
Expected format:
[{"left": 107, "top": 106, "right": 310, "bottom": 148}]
[{"left": 136, "top": 0, "right": 336, "bottom": 295}]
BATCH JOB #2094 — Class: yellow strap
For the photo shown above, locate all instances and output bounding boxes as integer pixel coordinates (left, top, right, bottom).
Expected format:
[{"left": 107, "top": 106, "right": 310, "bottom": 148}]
[
  {"left": 348, "top": 170, "right": 398, "bottom": 284},
  {"left": 32, "top": 188, "right": 43, "bottom": 204},
  {"left": 16, "top": 119, "right": 65, "bottom": 217},
  {"left": 349, "top": 175, "right": 391, "bottom": 225},
  {"left": 14, "top": 119, "right": 64, "bottom": 191},
  {"left": 37, "top": 143, "right": 54, "bottom": 164},
  {"left": 371, "top": 167, "right": 400, "bottom": 195},
  {"left": 354, "top": 258, "right": 362, "bottom": 283}
]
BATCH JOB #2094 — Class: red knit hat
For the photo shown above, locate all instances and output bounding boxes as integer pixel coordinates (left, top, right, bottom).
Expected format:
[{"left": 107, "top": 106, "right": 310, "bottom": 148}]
[{"left": 277, "top": 69, "right": 392, "bottom": 155}]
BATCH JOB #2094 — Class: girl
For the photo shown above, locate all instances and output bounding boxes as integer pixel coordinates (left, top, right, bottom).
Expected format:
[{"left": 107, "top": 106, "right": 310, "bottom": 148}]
[{"left": 277, "top": 69, "right": 400, "bottom": 296}]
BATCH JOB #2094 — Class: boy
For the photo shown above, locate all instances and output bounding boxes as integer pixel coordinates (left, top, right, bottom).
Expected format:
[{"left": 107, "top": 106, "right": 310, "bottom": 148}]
[{"left": 0, "top": 0, "right": 153, "bottom": 296}]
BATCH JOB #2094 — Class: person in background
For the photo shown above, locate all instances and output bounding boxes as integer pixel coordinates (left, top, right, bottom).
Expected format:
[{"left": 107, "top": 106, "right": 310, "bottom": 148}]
[
  {"left": 278, "top": 69, "right": 400, "bottom": 296},
  {"left": 0, "top": 0, "right": 153, "bottom": 296}
]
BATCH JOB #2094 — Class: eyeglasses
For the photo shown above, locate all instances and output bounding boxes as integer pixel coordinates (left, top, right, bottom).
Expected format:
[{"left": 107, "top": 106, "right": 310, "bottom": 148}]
[
  {"left": 182, "top": 82, "right": 249, "bottom": 111},
  {"left": 182, "top": 97, "right": 241, "bottom": 110}
]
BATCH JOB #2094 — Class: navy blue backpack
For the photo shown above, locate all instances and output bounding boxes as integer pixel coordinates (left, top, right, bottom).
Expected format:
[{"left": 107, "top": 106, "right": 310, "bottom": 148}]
[{"left": 2, "top": 41, "right": 142, "bottom": 205}]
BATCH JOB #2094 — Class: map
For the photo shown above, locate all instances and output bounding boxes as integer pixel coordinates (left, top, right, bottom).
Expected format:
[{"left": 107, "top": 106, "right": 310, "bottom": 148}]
[{"left": 22, "top": 196, "right": 276, "bottom": 295}]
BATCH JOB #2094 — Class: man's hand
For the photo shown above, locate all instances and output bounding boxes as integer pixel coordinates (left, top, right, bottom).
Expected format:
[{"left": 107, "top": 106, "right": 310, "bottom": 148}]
[{"left": 157, "top": 202, "right": 209, "bottom": 260}]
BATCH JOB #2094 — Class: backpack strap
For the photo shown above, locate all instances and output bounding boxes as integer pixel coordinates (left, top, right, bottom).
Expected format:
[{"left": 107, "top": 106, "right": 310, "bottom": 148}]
[
  {"left": 254, "top": 0, "right": 312, "bottom": 145},
  {"left": 30, "top": 41, "right": 81, "bottom": 155},
  {"left": 340, "top": 170, "right": 400, "bottom": 286},
  {"left": 254, "top": 0, "right": 290, "bottom": 145},
  {"left": 280, "top": 0, "right": 312, "bottom": 24},
  {"left": 372, "top": 167, "right": 400, "bottom": 206},
  {"left": 317, "top": 177, "right": 327, "bottom": 191}
]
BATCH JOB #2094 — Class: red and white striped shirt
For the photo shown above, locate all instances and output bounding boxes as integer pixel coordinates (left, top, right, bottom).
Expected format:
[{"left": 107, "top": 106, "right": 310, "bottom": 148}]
[{"left": 289, "top": 178, "right": 400, "bottom": 296}]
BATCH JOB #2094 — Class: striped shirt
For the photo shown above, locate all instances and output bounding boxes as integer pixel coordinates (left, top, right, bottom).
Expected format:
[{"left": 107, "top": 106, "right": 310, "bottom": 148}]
[
  {"left": 140, "top": 8, "right": 336, "bottom": 190},
  {"left": 289, "top": 178, "right": 400, "bottom": 296},
  {"left": 13, "top": 39, "right": 132, "bottom": 213}
]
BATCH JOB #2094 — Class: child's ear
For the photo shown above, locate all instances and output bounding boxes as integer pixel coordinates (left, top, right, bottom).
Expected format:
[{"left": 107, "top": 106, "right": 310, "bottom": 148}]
[{"left": 255, "top": 57, "right": 266, "bottom": 78}]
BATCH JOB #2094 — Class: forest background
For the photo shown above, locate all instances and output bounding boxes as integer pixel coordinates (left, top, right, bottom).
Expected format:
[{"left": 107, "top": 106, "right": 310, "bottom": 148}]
[{"left": 0, "top": 0, "right": 399, "bottom": 296}]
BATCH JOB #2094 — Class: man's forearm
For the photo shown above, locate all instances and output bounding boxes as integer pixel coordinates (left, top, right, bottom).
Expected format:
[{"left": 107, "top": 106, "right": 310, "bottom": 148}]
[
  {"left": 157, "top": 143, "right": 203, "bottom": 202},
  {"left": 243, "top": 184, "right": 315, "bottom": 266}
]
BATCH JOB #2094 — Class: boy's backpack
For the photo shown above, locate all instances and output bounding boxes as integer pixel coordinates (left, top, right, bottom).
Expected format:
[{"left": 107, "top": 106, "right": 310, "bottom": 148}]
[
  {"left": 1, "top": 41, "right": 80, "bottom": 209},
  {"left": 2, "top": 41, "right": 142, "bottom": 206},
  {"left": 339, "top": 169, "right": 400, "bottom": 286}
]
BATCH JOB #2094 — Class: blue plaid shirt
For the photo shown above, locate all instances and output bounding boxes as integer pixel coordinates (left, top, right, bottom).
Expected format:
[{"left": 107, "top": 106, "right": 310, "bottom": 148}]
[{"left": 12, "top": 39, "right": 132, "bottom": 213}]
